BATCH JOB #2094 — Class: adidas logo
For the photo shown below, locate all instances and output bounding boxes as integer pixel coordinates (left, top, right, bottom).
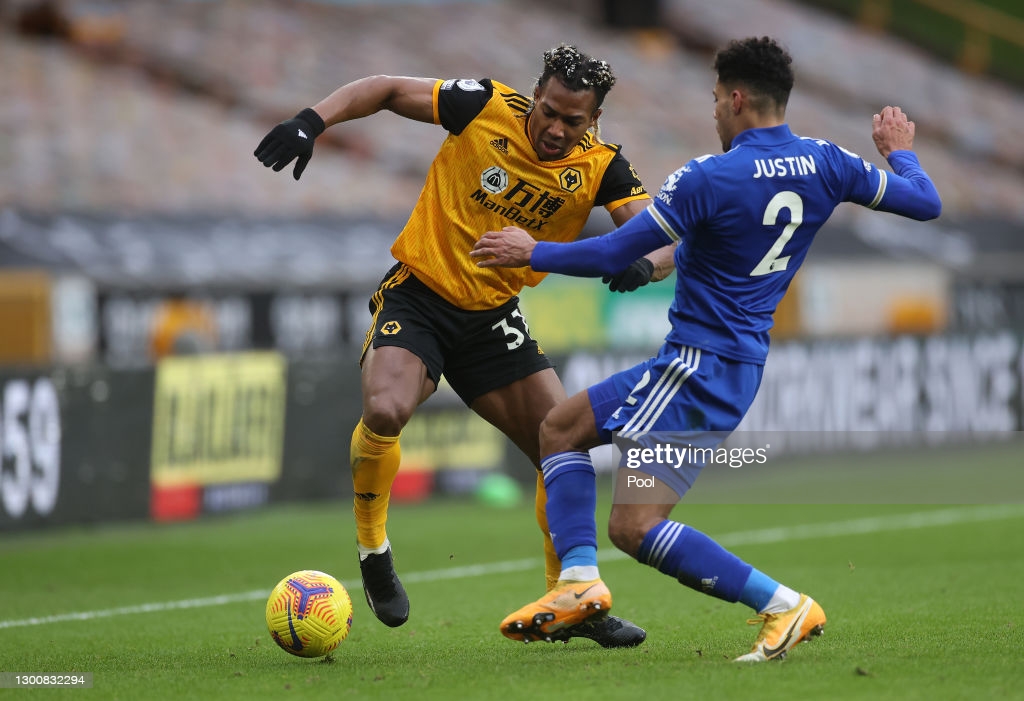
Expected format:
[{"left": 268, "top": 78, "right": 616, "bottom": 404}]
[
  {"left": 490, "top": 137, "right": 509, "bottom": 154},
  {"left": 700, "top": 576, "right": 719, "bottom": 592}
]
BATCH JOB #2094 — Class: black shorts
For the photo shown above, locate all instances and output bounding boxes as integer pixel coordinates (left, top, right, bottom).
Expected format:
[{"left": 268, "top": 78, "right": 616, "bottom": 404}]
[{"left": 361, "top": 263, "right": 554, "bottom": 405}]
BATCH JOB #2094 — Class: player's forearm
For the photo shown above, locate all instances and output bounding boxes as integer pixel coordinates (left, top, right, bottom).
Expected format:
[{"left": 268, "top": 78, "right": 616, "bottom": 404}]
[
  {"left": 645, "top": 244, "right": 678, "bottom": 282},
  {"left": 531, "top": 213, "right": 672, "bottom": 277},
  {"left": 878, "top": 151, "right": 942, "bottom": 221}
]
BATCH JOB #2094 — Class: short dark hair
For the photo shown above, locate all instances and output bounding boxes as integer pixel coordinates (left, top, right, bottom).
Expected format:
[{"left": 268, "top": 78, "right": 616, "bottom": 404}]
[
  {"left": 537, "top": 44, "right": 616, "bottom": 109},
  {"left": 714, "top": 36, "right": 794, "bottom": 111}
]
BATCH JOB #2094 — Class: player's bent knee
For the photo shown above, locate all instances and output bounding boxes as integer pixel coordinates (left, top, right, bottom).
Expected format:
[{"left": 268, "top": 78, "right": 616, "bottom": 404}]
[
  {"left": 608, "top": 505, "right": 668, "bottom": 558},
  {"left": 362, "top": 397, "right": 415, "bottom": 437},
  {"left": 538, "top": 405, "right": 582, "bottom": 455},
  {"left": 537, "top": 418, "right": 564, "bottom": 455},
  {"left": 607, "top": 518, "right": 647, "bottom": 559}
]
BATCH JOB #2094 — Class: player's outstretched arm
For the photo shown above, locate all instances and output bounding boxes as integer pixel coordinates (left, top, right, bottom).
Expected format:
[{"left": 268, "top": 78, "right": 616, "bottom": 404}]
[
  {"left": 871, "top": 105, "right": 942, "bottom": 220},
  {"left": 472, "top": 210, "right": 674, "bottom": 277},
  {"left": 254, "top": 76, "right": 436, "bottom": 180},
  {"left": 313, "top": 75, "right": 437, "bottom": 127}
]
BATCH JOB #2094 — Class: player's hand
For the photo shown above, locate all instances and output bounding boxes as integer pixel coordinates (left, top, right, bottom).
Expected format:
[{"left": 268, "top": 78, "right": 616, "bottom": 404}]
[
  {"left": 872, "top": 105, "right": 915, "bottom": 158},
  {"left": 254, "top": 108, "right": 326, "bottom": 180},
  {"left": 603, "top": 258, "right": 654, "bottom": 293},
  {"left": 470, "top": 227, "right": 536, "bottom": 268}
]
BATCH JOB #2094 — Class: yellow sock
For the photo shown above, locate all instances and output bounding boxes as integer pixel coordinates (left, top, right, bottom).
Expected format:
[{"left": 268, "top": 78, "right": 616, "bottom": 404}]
[
  {"left": 535, "top": 472, "right": 561, "bottom": 591},
  {"left": 350, "top": 418, "right": 401, "bottom": 551}
]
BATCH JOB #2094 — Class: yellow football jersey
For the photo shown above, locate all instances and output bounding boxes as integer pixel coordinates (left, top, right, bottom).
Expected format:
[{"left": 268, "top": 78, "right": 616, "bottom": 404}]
[{"left": 390, "top": 78, "right": 647, "bottom": 310}]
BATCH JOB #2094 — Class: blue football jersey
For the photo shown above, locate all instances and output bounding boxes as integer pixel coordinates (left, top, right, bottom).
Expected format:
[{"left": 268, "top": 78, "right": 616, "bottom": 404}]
[{"left": 647, "top": 124, "right": 887, "bottom": 364}]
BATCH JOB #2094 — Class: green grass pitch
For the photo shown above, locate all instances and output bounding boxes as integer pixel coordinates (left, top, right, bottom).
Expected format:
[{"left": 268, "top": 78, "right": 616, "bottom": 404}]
[{"left": 1, "top": 442, "right": 1022, "bottom": 700}]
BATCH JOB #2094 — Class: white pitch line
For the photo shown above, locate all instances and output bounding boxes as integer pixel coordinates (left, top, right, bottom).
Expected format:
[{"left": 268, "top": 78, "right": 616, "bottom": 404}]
[{"left": 1, "top": 504, "right": 1022, "bottom": 630}]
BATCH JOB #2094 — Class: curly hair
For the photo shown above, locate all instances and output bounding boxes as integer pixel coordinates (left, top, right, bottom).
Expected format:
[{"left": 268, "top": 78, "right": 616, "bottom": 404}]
[
  {"left": 714, "top": 36, "right": 794, "bottom": 111},
  {"left": 537, "top": 43, "right": 616, "bottom": 109}
]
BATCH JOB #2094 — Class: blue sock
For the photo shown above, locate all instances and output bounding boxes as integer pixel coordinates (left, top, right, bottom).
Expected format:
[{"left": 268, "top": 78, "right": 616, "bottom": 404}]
[
  {"left": 636, "top": 520, "right": 753, "bottom": 603},
  {"left": 561, "top": 545, "right": 598, "bottom": 570},
  {"left": 739, "top": 568, "right": 781, "bottom": 612},
  {"left": 541, "top": 451, "right": 598, "bottom": 565}
]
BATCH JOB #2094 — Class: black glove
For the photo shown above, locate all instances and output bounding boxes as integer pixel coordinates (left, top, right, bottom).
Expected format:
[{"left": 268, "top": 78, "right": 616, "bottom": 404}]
[
  {"left": 254, "top": 107, "right": 326, "bottom": 180},
  {"left": 603, "top": 258, "right": 654, "bottom": 293}
]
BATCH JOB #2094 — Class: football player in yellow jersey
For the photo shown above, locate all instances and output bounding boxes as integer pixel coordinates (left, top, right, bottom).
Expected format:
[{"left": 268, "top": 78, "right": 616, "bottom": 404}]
[{"left": 255, "top": 44, "right": 674, "bottom": 646}]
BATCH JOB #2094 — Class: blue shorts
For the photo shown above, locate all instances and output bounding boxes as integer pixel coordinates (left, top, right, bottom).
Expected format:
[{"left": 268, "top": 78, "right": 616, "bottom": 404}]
[{"left": 587, "top": 343, "right": 763, "bottom": 498}]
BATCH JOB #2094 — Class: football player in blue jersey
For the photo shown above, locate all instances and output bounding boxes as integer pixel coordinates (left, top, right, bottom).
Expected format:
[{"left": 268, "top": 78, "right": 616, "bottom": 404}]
[{"left": 471, "top": 36, "right": 940, "bottom": 661}]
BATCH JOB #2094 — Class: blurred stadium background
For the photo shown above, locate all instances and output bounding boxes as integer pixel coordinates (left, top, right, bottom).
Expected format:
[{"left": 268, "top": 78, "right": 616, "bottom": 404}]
[{"left": 1, "top": 0, "right": 1023, "bottom": 533}]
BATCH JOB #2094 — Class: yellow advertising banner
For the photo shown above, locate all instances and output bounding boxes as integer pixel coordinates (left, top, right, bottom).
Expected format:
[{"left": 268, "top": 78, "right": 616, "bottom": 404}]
[
  {"left": 150, "top": 352, "right": 287, "bottom": 487},
  {"left": 400, "top": 409, "right": 505, "bottom": 472}
]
